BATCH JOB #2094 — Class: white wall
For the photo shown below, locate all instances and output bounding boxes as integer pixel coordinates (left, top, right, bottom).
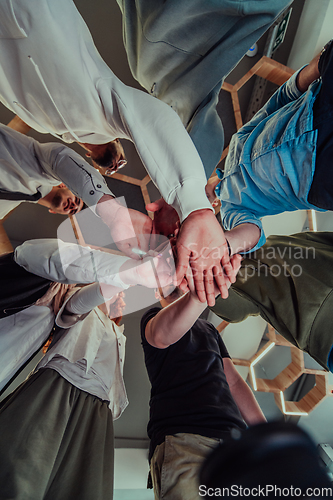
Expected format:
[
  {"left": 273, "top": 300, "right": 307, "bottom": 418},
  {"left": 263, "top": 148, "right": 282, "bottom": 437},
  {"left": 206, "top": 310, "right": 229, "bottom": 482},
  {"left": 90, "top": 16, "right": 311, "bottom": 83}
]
[
  {"left": 114, "top": 448, "right": 152, "bottom": 488},
  {"left": 288, "top": 0, "right": 333, "bottom": 69}
]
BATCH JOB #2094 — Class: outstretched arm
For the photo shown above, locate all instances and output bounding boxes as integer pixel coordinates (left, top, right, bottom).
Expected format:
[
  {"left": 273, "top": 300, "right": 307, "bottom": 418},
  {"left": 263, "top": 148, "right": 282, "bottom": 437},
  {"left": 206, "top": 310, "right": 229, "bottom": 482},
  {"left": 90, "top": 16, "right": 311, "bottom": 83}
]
[
  {"left": 223, "top": 357, "right": 266, "bottom": 426},
  {"left": 145, "top": 255, "right": 242, "bottom": 348},
  {"left": 102, "top": 79, "right": 237, "bottom": 304},
  {"left": 175, "top": 209, "right": 236, "bottom": 306},
  {"left": 224, "top": 223, "right": 261, "bottom": 255},
  {"left": 146, "top": 198, "right": 237, "bottom": 306},
  {"left": 14, "top": 238, "right": 174, "bottom": 290},
  {"left": 37, "top": 142, "right": 154, "bottom": 257}
]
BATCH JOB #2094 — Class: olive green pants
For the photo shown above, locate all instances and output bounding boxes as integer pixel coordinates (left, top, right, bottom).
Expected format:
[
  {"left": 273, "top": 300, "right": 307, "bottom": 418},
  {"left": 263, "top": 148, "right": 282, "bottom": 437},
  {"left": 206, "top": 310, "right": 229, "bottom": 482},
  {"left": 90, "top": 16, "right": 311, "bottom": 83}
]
[
  {"left": 0, "top": 368, "right": 114, "bottom": 500},
  {"left": 211, "top": 232, "right": 333, "bottom": 371}
]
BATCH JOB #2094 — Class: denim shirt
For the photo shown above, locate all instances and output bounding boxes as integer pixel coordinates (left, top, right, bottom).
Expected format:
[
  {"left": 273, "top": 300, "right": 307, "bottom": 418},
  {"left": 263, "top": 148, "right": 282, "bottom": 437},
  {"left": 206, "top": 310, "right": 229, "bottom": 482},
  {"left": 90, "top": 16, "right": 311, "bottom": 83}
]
[{"left": 216, "top": 68, "right": 326, "bottom": 252}]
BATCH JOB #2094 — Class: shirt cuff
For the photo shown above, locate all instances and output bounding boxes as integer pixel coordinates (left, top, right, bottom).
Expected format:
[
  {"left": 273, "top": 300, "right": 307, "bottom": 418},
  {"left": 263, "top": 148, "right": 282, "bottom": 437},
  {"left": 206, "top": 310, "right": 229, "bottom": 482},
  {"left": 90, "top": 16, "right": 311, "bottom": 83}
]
[
  {"left": 78, "top": 182, "right": 113, "bottom": 216},
  {"left": 170, "top": 178, "right": 213, "bottom": 222}
]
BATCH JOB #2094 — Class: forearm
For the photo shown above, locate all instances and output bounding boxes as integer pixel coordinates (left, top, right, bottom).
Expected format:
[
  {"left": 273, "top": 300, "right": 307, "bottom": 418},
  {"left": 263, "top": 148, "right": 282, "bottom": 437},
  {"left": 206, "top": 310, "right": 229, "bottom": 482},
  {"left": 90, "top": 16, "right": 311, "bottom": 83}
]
[
  {"left": 95, "top": 195, "right": 127, "bottom": 226},
  {"left": 65, "top": 282, "right": 121, "bottom": 315},
  {"left": 146, "top": 292, "right": 207, "bottom": 348},
  {"left": 225, "top": 223, "right": 261, "bottom": 255},
  {"left": 296, "top": 52, "right": 321, "bottom": 93},
  {"left": 230, "top": 376, "right": 266, "bottom": 426},
  {"left": 14, "top": 239, "right": 131, "bottom": 287}
]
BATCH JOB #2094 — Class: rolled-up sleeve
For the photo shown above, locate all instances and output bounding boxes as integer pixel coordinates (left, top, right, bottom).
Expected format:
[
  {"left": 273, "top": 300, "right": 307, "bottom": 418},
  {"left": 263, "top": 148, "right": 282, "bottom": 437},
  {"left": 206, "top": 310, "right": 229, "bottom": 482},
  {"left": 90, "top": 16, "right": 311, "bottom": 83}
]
[{"left": 221, "top": 206, "right": 266, "bottom": 253}]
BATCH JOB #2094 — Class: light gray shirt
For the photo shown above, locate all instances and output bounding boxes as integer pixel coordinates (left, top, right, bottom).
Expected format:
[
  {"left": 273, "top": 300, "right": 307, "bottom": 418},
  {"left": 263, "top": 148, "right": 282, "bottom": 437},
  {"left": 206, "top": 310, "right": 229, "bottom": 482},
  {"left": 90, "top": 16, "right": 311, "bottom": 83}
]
[{"left": 0, "top": 124, "right": 111, "bottom": 219}]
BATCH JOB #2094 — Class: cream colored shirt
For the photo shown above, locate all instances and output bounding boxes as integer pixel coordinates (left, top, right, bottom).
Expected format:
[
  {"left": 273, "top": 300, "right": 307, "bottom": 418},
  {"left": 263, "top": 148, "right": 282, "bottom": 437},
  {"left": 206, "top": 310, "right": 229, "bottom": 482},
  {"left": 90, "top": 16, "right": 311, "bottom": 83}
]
[{"left": 38, "top": 305, "right": 128, "bottom": 420}]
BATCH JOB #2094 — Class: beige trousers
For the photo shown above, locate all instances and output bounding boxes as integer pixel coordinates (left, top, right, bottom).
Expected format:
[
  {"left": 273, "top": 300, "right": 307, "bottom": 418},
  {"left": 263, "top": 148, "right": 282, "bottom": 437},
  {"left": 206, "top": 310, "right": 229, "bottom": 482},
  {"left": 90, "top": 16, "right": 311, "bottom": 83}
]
[{"left": 150, "top": 433, "right": 220, "bottom": 500}]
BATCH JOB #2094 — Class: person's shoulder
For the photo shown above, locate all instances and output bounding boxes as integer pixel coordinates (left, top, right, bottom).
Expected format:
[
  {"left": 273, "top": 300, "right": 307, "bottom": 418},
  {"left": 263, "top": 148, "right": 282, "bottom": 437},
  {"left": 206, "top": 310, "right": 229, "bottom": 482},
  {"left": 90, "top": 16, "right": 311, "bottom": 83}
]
[
  {"left": 194, "top": 317, "right": 218, "bottom": 335},
  {"left": 195, "top": 318, "right": 231, "bottom": 357}
]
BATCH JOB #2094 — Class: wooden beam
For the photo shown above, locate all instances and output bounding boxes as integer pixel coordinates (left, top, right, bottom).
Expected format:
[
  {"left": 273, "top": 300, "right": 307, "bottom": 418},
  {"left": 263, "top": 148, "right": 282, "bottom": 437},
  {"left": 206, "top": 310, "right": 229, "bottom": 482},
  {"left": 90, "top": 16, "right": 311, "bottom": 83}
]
[
  {"left": 216, "top": 320, "right": 229, "bottom": 333},
  {"left": 70, "top": 214, "right": 86, "bottom": 246}
]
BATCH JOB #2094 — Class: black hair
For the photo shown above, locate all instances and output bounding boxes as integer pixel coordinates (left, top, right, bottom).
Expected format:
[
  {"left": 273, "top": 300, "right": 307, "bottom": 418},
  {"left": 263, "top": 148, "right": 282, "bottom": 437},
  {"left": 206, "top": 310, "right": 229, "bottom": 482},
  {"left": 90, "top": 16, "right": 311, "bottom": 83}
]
[{"left": 93, "top": 145, "right": 115, "bottom": 168}]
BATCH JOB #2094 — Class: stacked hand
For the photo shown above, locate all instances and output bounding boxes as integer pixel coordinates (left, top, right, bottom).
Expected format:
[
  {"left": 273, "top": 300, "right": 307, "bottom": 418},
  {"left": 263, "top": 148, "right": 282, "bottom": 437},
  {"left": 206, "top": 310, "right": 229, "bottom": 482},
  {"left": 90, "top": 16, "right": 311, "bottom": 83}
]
[
  {"left": 119, "top": 242, "right": 175, "bottom": 289},
  {"left": 97, "top": 196, "right": 240, "bottom": 306},
  {"left": 184, "top": 253, "right": 242, "bottom": 302},
  {"left": 148, "top": 199, "right": 238, "bottom": 306},
  {"left": 96, "top": 195, "right": 153, "bottom": 259}
]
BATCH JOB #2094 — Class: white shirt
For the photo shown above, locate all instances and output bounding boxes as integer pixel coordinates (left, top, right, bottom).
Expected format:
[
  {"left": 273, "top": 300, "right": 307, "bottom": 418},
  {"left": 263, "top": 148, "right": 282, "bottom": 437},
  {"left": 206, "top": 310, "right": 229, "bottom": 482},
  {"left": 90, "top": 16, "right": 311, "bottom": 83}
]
[
  {"left": 1, "top": 239, "right": 131, "bottom": 393},
  {"left": 0, "top": 0, "right": 211, "bottom": 221},
  {"left": 0, "top": 284, "right": 128, "bottom": 419},
  {"left": 0, "top": 124, "right": 111, "bottom": 219},
  {"left": 38, "top": 304, "right": 128, "bottom": 420}
]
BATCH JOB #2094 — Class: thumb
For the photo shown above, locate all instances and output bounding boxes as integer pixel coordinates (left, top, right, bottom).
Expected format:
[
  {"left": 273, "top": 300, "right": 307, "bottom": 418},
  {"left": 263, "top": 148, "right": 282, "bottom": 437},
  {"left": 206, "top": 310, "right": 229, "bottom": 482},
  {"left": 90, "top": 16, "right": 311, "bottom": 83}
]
[{"left": 145, "top": 198, "right": 164, "bottom": 212}]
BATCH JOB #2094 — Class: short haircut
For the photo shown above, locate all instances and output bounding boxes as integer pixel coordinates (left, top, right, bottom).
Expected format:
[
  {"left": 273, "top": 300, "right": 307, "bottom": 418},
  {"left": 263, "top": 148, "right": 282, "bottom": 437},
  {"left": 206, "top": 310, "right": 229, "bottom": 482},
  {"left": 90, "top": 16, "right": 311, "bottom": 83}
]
[{"left": 93, "top": 146, "right": 115, "bottom": 168}]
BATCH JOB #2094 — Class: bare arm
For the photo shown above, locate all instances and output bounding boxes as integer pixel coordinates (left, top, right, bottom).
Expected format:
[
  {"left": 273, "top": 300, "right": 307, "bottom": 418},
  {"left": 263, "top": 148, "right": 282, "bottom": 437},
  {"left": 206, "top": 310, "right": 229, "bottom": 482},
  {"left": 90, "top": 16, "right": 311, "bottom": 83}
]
[
  {"left": 223, "top": 358, "right": 266, "bottom": 426},
  {"left": 296, "top": 51, "right": 321, "bottom": 93},
  {"left": 225, "top": 223, "right": 261, "bottom": 255},
  {"left": 96, "top": 196, "right": 154, "bottom": 260},
  {"left": 145, "top": 290, "right": 206, "bottom": 349},
  {"left": 145, "top": 255, "right": 242, "bottom": 349}
]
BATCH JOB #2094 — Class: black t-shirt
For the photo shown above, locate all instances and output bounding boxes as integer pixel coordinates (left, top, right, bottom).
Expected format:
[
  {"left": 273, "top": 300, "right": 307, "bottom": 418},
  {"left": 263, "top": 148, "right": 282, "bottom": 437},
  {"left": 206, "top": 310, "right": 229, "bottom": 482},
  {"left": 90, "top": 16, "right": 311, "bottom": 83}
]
[
  {"left": 0, "top": 253, "right": 51, "bottom": 318},
  {"left": 141, "top": 307, "right": 246, "bottom": 460},
  {"left": 308, "top": 40, "right": 333, "bottom": 210}
]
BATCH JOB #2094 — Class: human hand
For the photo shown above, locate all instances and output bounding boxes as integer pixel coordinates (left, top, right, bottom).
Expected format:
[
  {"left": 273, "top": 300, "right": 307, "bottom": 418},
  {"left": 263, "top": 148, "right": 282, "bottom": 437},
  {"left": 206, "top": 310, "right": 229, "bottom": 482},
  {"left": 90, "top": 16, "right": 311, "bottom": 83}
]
[
  {"left": 205, "top": 176, "right": 221, "bottom": 207},
  {"left": 146, "top": 198, "right": 180, "bottom": 247},
  {"left": 175, "top": 209, "right": 237, "bottom": 306},
  {"left": 184, "top": 253, "right": 242, "bottom": 303},
  {"left": 120, "top": 242, "right": 175, "bottom": 289},
  {"left": 96, "top": 196, "right": 153, "bottom": 259}
]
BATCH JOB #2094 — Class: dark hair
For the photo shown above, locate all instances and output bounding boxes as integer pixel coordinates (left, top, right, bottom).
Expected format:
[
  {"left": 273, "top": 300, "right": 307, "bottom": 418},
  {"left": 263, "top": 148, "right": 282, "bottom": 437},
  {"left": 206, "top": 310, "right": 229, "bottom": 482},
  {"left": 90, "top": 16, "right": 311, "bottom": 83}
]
[
  {"left": 200, "top": 422, "right": 331, "bottom": 496},
  {"left": 93, "top": 145, "right": 116, "bottom": 168}
]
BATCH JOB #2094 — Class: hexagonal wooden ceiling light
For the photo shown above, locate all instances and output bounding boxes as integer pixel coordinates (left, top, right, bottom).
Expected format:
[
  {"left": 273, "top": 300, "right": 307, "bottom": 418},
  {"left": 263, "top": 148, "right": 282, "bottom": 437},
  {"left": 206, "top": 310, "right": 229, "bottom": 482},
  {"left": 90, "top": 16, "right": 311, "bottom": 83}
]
[{"left": 230, "top": 326, "right": 333, "bottom": 416}]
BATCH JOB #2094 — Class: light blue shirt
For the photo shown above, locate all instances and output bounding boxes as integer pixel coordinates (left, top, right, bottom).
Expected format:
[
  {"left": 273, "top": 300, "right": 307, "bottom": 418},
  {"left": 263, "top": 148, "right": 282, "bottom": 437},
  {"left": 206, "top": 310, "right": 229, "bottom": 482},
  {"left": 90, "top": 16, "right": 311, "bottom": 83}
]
[{"left": 216, "top": 68, "right": 326, "bottom": 252}]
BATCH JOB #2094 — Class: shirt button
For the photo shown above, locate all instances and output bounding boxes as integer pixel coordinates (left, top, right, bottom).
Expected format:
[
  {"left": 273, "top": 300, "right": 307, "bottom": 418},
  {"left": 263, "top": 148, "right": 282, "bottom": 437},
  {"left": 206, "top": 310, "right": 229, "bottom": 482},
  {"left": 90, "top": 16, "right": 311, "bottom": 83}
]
[
  {"left": 150, "top": 83, "right": 156, "bottom": 94},
  {"left": 89, "top": 190, "right": 95, "bottom": 195},
  {"left": 119, "top": 342, "right": 121, "bottom": 346},
  {"left": 97, "top": 184, "right": 102, "bottom": 188}
]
